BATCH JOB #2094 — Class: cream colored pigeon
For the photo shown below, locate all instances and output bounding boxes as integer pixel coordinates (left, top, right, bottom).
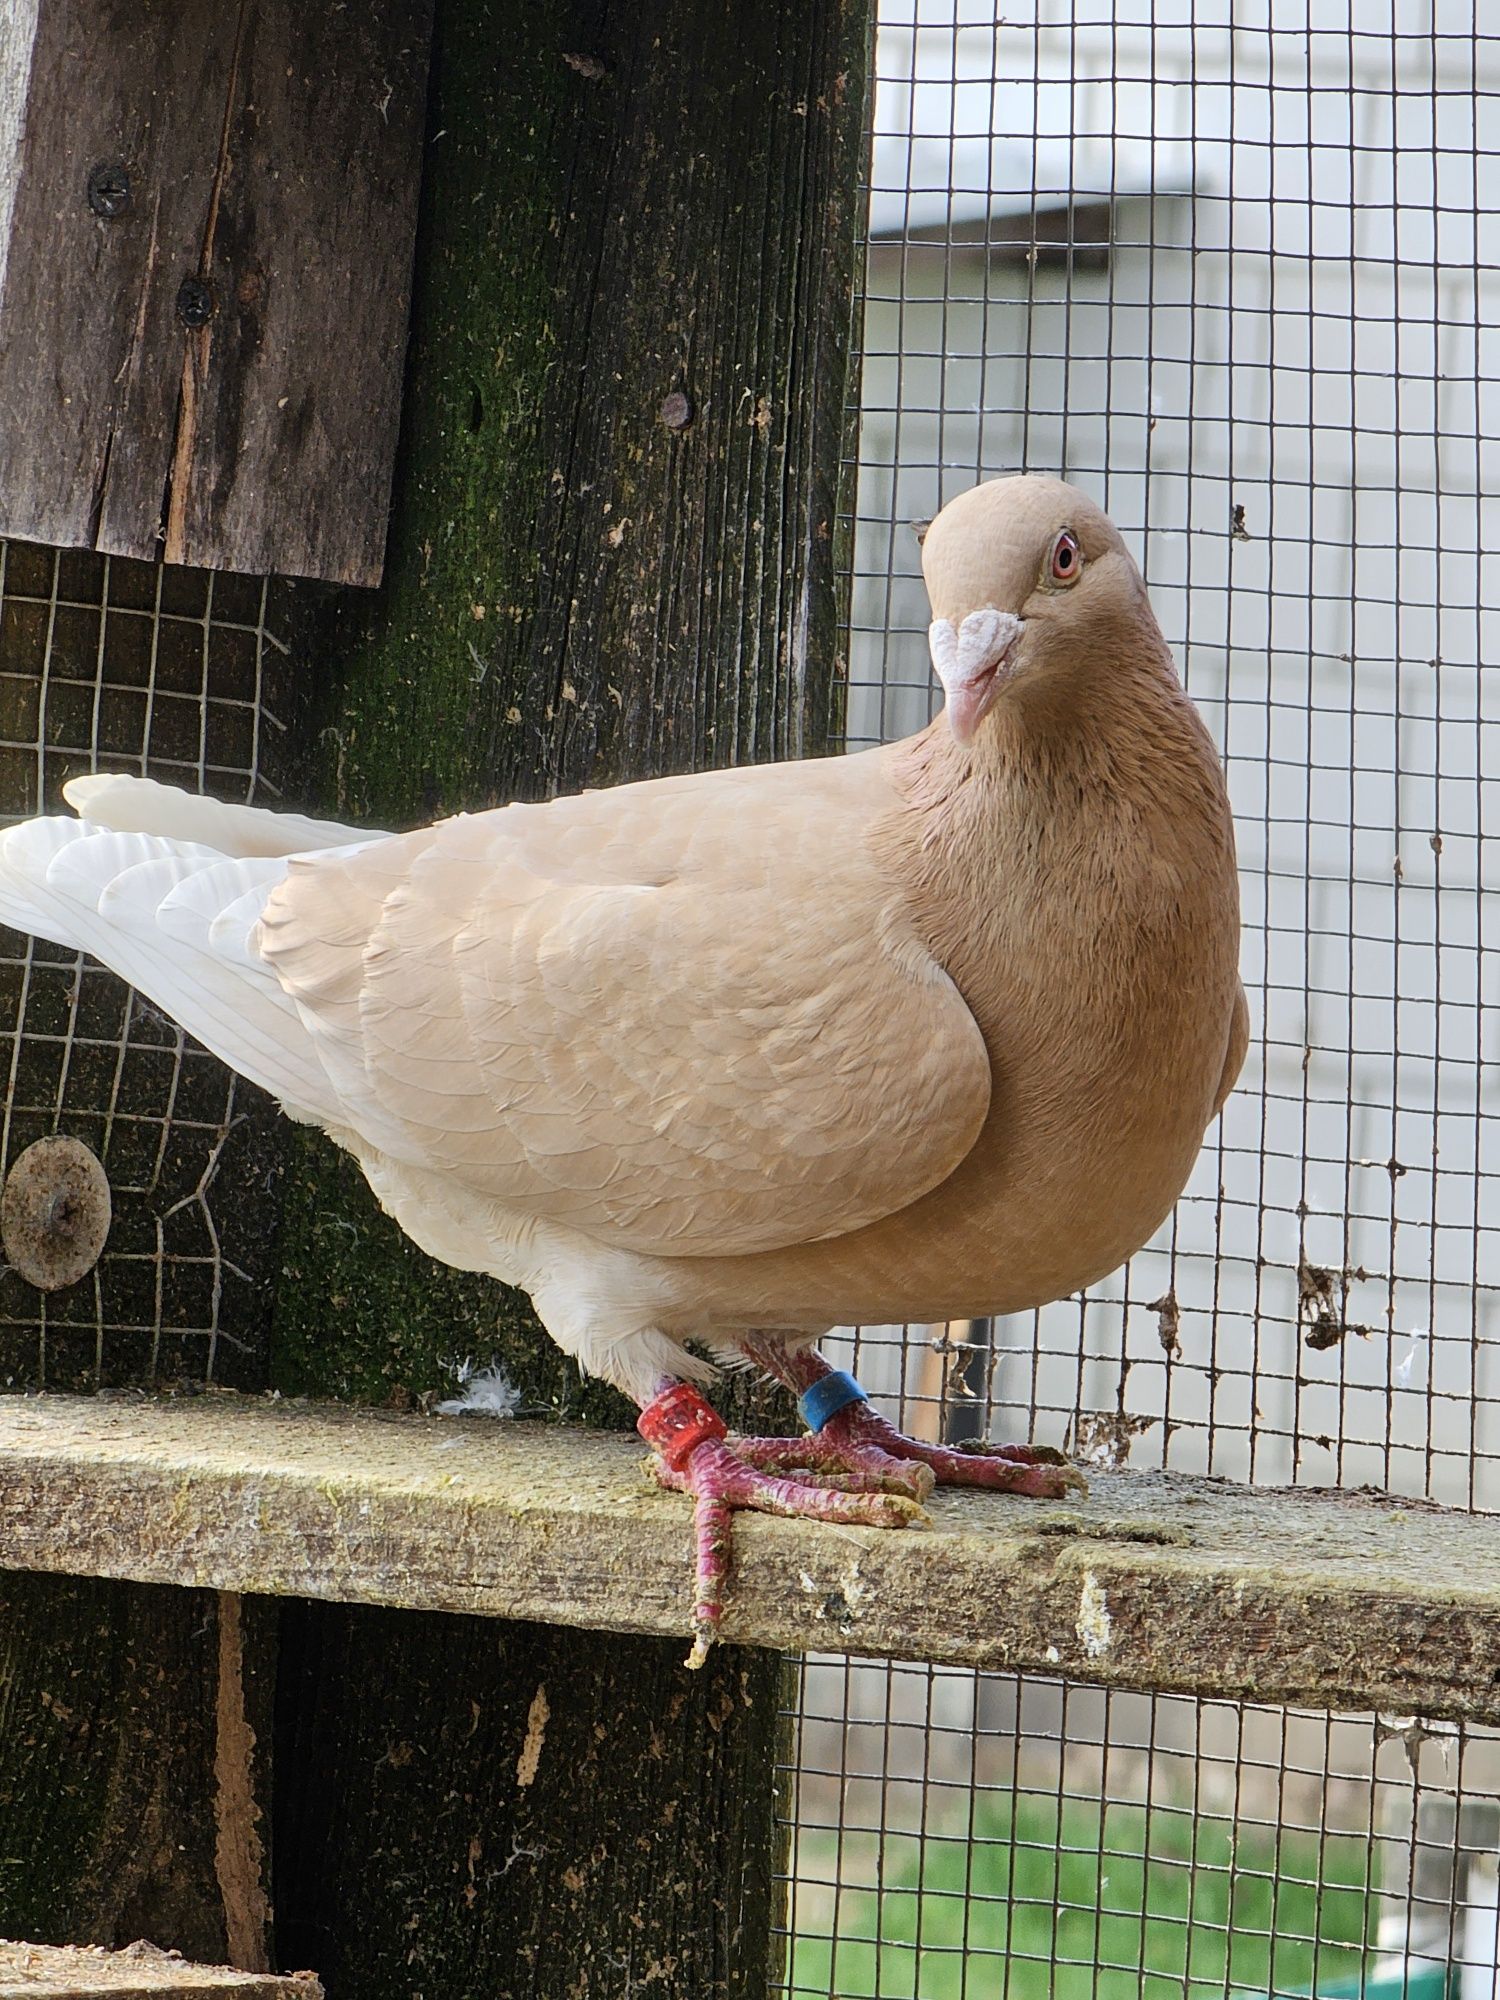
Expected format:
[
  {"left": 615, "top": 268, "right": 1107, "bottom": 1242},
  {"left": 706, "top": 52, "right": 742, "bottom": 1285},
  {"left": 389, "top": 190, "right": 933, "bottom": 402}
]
[{"left": 0, "top": 475, "right": 1245, "bottom": 1664}]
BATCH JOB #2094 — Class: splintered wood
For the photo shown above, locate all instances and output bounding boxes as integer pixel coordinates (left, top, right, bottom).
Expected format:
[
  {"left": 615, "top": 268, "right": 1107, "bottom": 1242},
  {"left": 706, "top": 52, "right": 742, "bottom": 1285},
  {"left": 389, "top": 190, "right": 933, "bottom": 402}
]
[
  {"left": 2, "top": 1391, "right": 1500, "bottom": 1720},
  {"left": 0, "top": 1, "right": 430, "bottom": 583},
  {"left": 0, "top": 1939, "right": 320, "bottom": 1998}
]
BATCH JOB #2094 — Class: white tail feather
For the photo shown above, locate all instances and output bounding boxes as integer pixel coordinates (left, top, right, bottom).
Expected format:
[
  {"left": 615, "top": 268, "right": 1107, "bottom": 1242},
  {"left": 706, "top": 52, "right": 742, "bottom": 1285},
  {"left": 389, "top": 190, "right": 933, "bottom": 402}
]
[
  {"left": 62, "top": 773, "right": 378, "bottom": 857},
  {"left": 0, "top": 817, "right": 342, "bottom": 1121},
  {"left": 207, "top": 880, "right": 282, "bottom": 968}
]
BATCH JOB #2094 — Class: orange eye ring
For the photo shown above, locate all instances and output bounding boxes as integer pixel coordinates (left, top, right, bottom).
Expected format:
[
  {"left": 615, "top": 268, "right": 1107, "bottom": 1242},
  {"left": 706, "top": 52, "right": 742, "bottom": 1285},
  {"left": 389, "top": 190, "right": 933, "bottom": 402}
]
[{"left": 1050, "top": 529, "right": 1082, "bottom": 583}]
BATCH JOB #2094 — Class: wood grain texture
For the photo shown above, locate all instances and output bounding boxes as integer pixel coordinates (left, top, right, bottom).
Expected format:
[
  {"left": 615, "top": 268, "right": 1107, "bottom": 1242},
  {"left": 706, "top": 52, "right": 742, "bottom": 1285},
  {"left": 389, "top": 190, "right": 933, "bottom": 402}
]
[
  {"left": 0, "top": 0, "right": 42, "bottom": 313},
  {"left": 286, "top": 0, "right": 864, "bottom": 830},
  {"left": 0, "top": 1575, "right": 276, "bottom": 1965},
  {"left": 3, "top": 1393, "right": 1500, "bottom": 1724},
  {"left": 0, "top": 4, "right": 233, "bottom": 558},
  {"left": 250, "top": 4, "right": 871, "bottom": 1995},
  {"left": 0, "top": 1938, "right": 319, "bottom": 1998},
  {"left": 158, "top": 2, "right": 431, "bottom": 582},
  {"left": 0, "top": 0, "right": 429, "bottom": 584},
  {"left": 272, "top": 1601, "right": 783, "bottom": 2000}
]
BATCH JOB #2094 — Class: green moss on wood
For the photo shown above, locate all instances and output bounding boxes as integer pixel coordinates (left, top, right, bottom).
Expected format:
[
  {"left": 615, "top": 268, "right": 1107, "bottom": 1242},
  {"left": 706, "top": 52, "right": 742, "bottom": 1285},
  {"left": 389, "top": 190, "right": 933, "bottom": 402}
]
[
  {"left": 271, "top": 0, "right": 869, "bottom": 1430},
  {"left": 272, "top": 1142, "right": 625, "bottom": 1423}
]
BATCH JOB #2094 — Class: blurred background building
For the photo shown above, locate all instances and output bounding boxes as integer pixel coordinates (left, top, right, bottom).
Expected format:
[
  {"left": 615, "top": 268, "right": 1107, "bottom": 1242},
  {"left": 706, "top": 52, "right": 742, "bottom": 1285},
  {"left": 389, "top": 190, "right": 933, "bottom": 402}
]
[{"left": 782, "top": 7, "right": 1500, "bottom": 1993}]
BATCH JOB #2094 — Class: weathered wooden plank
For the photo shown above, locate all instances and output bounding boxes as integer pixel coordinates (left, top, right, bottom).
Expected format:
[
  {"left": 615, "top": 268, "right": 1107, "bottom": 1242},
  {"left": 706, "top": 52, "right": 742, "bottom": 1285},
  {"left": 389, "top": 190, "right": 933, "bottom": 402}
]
[
  {"left": 1, "top": 1392, "right": 1499, "bottom": 1723},
  {"left": 0, "top": 5, "right": 234, "bottom": 557},
  {"left": 256, "top": 0, "right": 870, "bottom": 1990},
  {"left": 0, "top": 0, "right": 429, "bottom": 584},
  {"left": 271, "top": 1602, "right": 783, "bottom": 1999},
  {"left": 0, "top": 1575, "right": 276, "bottom": 1964},
  {"left": 0, "top": 1938, "right": 319, "bottom": 1997},
  {"left": 159, "top": 2, "right": 431, "bottom": 583}
]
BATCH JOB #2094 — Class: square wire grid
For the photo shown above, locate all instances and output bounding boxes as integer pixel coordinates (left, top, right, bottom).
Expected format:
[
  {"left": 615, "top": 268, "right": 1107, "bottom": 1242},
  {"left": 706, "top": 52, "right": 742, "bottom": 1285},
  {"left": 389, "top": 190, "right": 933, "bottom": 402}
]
[
  {"left": 777, "top": 3, "right": 1500, "bottom": 1993},
  {"left": 0, "top": 542, "right": 299, "bottom": 1390}
]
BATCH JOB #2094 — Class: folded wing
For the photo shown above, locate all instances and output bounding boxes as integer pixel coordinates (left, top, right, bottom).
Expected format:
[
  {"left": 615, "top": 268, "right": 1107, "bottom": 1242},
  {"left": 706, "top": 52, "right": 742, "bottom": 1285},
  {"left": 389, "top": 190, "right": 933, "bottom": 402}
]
[
  {"left": 0, "top": 771, "right": 992, "bottom": 1262},
  {"left": 258, "top": 775, "right": 992, "bottom": 1258}
]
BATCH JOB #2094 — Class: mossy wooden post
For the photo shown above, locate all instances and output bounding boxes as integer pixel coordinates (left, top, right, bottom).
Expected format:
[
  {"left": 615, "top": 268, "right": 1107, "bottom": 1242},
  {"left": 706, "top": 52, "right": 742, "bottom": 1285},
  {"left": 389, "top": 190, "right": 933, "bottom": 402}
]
[
  {"left": 0, "top": 1576, "right": 277, "bottom": 1969},
  {"left": 269, "top": 2, "right": 869, "bottom": 1997}
]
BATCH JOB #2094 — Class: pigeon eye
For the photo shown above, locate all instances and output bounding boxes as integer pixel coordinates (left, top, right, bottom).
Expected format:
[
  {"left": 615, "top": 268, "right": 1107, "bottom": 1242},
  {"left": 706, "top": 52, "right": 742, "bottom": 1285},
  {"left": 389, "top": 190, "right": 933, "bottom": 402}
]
[{"left": 1050, "top": 530, "right": 1082, "bottom": 584}]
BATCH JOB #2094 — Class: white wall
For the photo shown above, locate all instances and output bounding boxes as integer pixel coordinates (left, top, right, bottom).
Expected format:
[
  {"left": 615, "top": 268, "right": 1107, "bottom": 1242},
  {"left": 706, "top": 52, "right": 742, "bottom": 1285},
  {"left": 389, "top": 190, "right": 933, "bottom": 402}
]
[{"left": 838, "top": 0, "right": 1500, "bottom": 1507}]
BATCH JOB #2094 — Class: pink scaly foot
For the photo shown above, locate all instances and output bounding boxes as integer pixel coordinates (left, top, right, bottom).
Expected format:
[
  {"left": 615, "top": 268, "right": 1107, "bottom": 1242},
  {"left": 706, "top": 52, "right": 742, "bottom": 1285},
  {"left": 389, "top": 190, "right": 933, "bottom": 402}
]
[
  {"left": 638, "top": 1380, "right": 928, "bottom": 1669},
  {"left": 740, "top": 1338, "right": 1089, "bottom": 1500}
]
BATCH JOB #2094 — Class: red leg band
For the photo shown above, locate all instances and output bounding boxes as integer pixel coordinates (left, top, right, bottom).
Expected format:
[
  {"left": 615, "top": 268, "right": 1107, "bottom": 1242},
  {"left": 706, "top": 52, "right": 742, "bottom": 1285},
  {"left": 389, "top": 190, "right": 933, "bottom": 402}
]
[{"left": 637, "top": 1382, "right": 728, "bottom": 1472}]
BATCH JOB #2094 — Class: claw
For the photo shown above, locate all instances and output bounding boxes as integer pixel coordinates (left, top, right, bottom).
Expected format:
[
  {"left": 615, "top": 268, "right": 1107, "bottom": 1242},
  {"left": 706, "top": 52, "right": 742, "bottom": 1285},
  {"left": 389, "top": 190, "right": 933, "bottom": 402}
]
[
  {"left": 637, "top": 1372, "right": 1086, "bottom": 1671},
  {"left": 648, "top": 1431, "right": 929, "bottom": 1668},
  {"left": 727, "top": 1429, "right": 934, "bottom": 1500},
  {"left": 950, "top": 1439, "right": 1068, "bottom": 1467}
]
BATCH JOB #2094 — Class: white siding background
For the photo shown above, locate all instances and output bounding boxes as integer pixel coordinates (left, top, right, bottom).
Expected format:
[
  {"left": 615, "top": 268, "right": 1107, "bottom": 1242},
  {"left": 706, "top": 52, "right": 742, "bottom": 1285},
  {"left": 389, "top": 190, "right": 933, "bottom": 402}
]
[
  {"left": 837, "top": 0, "right": 1500, "bottom": 1509},
  {"left": 783, "top": 7, "right": 1500, "bottom": 1995}
]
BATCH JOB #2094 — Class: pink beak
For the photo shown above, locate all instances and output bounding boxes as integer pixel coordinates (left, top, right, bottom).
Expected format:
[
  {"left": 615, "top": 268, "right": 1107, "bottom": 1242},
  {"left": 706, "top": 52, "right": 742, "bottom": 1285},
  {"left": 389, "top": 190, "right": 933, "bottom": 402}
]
[{"left": 928, "top": 610, "right": 1025, "bottom": 745}]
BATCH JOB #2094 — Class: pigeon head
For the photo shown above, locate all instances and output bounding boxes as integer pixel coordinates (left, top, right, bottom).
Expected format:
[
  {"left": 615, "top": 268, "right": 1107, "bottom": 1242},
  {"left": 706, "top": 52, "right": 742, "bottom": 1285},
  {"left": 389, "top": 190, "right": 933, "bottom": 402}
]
[{"left": 921, "top": 474, "right": 1146, "bottom": 745}]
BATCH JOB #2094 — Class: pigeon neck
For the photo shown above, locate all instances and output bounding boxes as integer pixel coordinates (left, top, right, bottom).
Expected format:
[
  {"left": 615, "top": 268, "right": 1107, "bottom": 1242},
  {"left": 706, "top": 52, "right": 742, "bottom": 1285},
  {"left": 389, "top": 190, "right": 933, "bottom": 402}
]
[
  {"left": 886, "top": 637, "right": 1234, "bottom": 952},
  {"left": 914, "top": 638, "right": 1191, "bottom": 799}
]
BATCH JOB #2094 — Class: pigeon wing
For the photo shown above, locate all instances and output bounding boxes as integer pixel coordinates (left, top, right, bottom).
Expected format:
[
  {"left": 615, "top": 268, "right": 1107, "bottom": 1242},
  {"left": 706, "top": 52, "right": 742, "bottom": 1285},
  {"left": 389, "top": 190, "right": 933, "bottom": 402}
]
[{"left": 257, "top": 773, "right": 991, "bottom": 1259}]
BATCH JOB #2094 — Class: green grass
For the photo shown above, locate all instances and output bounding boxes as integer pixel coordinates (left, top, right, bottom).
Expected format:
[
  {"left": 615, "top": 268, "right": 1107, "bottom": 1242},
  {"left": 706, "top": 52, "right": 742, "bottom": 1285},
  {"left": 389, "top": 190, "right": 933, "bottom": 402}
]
[{"left": 786, "top": 1794, "right": 1380, "bottom": 1999}]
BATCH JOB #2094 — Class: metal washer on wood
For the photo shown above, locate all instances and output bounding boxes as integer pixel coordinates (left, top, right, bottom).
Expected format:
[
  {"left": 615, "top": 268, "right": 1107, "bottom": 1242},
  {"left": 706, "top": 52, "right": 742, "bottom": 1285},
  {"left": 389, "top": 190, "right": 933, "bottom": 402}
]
[{"left": 1, "top": 1135, "right": 112, "bottom": 1292}]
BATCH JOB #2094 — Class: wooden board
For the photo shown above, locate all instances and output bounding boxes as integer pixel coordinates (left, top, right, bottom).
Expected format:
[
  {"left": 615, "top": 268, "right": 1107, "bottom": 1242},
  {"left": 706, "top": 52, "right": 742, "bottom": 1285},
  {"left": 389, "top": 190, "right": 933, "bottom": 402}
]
[
  {"left": 0, "top": 2, "right": 870, "bottom": 1989},
  {"left": 2, "top": 1391, "right": 1500, "bottom": 1722},
  {"left": 251, "top": 4, "right": 869, "bottom": 1991},
  {"left": 0, "top": 1580, "right": 276, "bottom": 1968},
  {"left": 0, "top": 0, "right": 430, "bottom": 585},
  {"left": 0, "top": 1939, "right": 318, "bottom": 1997}
]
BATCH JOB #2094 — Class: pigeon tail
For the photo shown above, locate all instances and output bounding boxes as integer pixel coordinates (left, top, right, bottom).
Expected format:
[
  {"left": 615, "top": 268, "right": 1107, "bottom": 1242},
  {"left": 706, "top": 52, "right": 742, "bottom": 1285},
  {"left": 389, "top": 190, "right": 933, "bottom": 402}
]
[{"left": 0, "top": 815, "right": 341, "bottom": 1122}]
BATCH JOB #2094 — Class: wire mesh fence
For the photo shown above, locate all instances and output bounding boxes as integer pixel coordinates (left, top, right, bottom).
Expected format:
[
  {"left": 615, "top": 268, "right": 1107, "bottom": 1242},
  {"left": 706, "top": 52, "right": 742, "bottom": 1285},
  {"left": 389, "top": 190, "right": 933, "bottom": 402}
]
[
  {"left": 0, "top": 546, "right": 299, "bottom": 1392},
  {"left": 780, "top": 1661, "right": 1500, "bottom": 1999},
  {"left": 0, "top": 3, "right": 1494, "bottom": 1992},
  {"left": 776, "top": 2, "right": 1500, "bottom": 1994}
]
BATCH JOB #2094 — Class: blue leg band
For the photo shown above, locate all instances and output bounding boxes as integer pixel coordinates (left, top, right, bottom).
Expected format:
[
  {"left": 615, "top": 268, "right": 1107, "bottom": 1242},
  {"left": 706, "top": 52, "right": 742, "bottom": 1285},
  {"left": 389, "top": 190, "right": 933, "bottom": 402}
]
[{"left": 798, "top": 1369, "right": 869, "bottom": 1433}]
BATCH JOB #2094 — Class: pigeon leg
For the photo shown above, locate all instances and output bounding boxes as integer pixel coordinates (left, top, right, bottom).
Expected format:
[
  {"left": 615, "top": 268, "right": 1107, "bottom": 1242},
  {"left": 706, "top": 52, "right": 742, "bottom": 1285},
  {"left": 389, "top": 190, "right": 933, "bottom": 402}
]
[
  {"left": 736, "top": 1338, "right": 1088, "bottom": 1500},
  {"left": 636, "top": 1379, "right": 927, "bottom": 1670}
]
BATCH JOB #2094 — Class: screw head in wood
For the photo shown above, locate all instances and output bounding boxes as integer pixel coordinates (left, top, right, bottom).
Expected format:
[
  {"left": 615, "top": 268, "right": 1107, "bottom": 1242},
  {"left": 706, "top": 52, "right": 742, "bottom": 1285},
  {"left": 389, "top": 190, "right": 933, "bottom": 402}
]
[
  {"left": 176, "top": 277, "right": 216, "bottom": 329},
  {"left": 659, "top": 390, "right": 694, "bottom": 431},
  {"left": 1, "top": 1136, "right": 112, "bottom": 1292},
  {"left": 86, "top": 161, "right": 132, "bottom": 218}
]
